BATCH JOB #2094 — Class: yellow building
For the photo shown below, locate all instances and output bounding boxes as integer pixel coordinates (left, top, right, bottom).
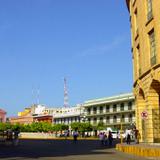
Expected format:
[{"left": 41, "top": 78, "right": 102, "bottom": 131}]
[
  {"left": 18, "top": 108, "right": 31, "bottom": 117},
  {"left": 126, "top": 0, "right": 160, "bottom": 142}
]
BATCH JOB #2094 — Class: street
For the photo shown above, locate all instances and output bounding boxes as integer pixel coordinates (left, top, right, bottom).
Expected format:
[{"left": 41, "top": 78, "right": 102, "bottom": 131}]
[{"left": 0, "top": 139, "right": 149, "bottom": 160}]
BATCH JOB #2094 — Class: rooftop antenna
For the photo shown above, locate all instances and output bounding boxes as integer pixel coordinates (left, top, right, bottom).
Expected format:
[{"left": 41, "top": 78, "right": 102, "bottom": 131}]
[
  {"left": 37, "top": 87, "right": 40, "bottom": 105},
  {"left": 32, "top": 86, "right": 40, "bottom": 105},
  {"left": 64, "top": 77, "right": 69, "bottom": 108}
]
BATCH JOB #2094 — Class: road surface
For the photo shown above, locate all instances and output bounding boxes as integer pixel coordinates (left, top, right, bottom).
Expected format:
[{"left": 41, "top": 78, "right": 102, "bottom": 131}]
[{"left": 0, "top": 139, "right": 150, "bottom": 160}]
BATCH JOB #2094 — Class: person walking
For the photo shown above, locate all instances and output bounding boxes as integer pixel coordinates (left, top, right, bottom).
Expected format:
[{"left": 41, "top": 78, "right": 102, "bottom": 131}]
[
  {"left": 73, "top": 131, "right": 78, "bottom": 142},
  {"left": 98, "top": 132, "right": 104, "bottom": 146},
  {"left": 13, "top": 127, "right": 20, "bottom": 146},
  {"left": 136, "top": 129, "right": 141, "bottom": 144},
  {"left": 108, "top": 131, "right": 113, "bottom": 147},
  {"left": 104, "top": 132, "right": 108, "bottom": 146},
  {"left": 125, "top": 128, "right": 131, "bottom": 144}
]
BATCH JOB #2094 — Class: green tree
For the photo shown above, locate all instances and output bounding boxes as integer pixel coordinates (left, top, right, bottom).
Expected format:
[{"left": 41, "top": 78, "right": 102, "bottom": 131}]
[
  {"left": 0, "top": 122, "right": 6, "bottom": 131},
  {"left": 12, "top": 123, "right": 21, "bottom": 131},
  {"left": 97, "top": 122, "right": 105, "bottom": 130},
  {"left": 42, "top": 122, "right": 52, "bottom": 132},
  {"left": 70, "top": 122, "right": 80, "bottom": 131},
  {"left": 61, "top": 124, "right": 69, "bottom": 131}
]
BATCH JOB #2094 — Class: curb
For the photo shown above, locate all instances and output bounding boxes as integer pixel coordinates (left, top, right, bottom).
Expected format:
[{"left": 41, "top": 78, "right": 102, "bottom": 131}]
[
  {"left": 19, "top": 137, "right": 99, "bottom": 140},
  {"left": 116, "top": 144, "right": 160, "bottom": 157}
]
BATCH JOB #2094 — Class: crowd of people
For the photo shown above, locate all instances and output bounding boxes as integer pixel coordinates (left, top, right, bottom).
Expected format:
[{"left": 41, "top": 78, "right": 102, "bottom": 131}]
[
  {"left": 97, "top": 127, "right": 141, "bottom": 146},
  {"left": 0, "top": 127, "right": 20, "bottom": 146},
  {"left": 1, "top": 126, "right": 141, "bottom": 147},
  {"left": 98, "top": 131, "right": 113, "bottom": 147},
  {"left": 125, "top": 127, "right": 141, "bottom": 144}
]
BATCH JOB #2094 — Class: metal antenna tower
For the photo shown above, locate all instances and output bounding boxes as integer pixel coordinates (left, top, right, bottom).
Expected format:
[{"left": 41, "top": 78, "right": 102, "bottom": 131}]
[
  {"left": 31, "top": 86, "right": 40, "bottom": 105},
  {"left": 64, "top": 78, "right": 69, "bottom": 108}
]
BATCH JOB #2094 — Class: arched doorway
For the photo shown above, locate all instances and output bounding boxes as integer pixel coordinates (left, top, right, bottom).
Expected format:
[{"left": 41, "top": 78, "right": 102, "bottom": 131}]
[
  {"left": 148, "top": 80, "right": 160, "bottom": 142},
  {"left": 136, "top": 88, "right": 146, "bottom": 142}
]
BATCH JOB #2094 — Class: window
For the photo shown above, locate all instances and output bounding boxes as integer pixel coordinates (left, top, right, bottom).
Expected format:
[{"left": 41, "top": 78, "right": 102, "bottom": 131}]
[
  {"left": 147, "top": 0, "right": 153, "bottom": 21},
  {"left": 106, "top": 116, "right": 110, "bottom": 123},
  {"left": 93, "top": 107, "right": 97, "bottom": 114},
  {"left": 87, "top": 108, "right": 91, "bottom": 115},
  {"left": 128, "top": 102, "right": 132, "bottom": 110},
  {"left": 113, "top": 104, "right": 117, "bottom": 112},
  {"left": 100, "top": 106, "right": 103, "bottom": 114},
  {"left": 149, "top": 30, "right": 156, "bottom": 66},
  {"left": 106, "top": 105, "right": 109, "bottom": 112},
  {"left": 93, "top": 118, "right": 97, "bottom": 124},
  {"left": 100, "top": 117, "right": 103, "bottom": 123},
  {"left": 121, "top": 115, "right": 125, "bottom": 122},
  {"left": 136, "top": 45, "right": 141, "bottom": 76},
  {"left": 129, "top": 114, "right": 133, "bottom": 122},
  {"left": 120, "top": 103, "right": 124, "bottom": 111},
  {"left": 134, "top": 9, "right": 138, "bottom": 36},
  {"left": 113, "top": 115, "right": 117, "bottom": 123}
]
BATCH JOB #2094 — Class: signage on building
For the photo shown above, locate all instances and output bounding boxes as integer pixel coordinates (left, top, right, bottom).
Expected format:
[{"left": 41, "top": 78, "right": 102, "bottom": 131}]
[{"left": 141, "top": 111, "right": 148, "bottom": 119}]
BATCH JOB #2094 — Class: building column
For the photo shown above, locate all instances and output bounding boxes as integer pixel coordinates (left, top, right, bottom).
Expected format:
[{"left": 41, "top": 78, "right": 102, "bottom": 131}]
[{"left": 97, "top": 107, "right": 100, "bottom": 114}]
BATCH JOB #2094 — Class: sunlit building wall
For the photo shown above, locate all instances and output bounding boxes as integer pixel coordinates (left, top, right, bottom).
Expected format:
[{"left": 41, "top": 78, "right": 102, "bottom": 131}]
[{"left": 126, "top": 0, "right": 160, "bottom": 142}]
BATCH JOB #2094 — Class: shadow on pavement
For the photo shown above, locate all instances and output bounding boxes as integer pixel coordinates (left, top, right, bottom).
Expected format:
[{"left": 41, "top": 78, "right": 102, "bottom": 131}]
[{"left": 0, "top": 139, "right": 116, "bottom": 159}]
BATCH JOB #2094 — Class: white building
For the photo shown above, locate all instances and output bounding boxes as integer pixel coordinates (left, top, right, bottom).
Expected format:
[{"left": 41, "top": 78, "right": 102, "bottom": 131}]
[
  {"left": 83, "top": 93, "right": 135, "bottom": 129},
  {"left": 53, "top": 104, "right": 84, "bottom": 125},
  {"left": 30, "top": 93, "right": 135, "bottom": 129}
]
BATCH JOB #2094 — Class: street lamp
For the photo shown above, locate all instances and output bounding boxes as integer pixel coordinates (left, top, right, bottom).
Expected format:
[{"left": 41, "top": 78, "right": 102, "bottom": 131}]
[
  {"left": 79, "top": 103, "right": 88, "bottom": 123},
  {"left": 120, "top": 115, "right": 124, "bottom": 144},
  {"left": 81, "top": 115, "right": 88, "bottom": 123}
]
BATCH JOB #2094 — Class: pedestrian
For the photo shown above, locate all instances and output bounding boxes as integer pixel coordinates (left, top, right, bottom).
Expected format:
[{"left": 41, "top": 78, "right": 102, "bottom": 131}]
[
  {"left": 6, "top": 129, "right": 13, "bottom": 145},
  {"left": 125, "top": 128, "right": 131, "bottom": 144},
  {"left": 108, "top": 131, "right": 113, "bottom": 147},
  {"left": 104, "top": 132, "right": 108, "bottom": 146},
  {"left": 98, "top": 132, "right": 104, "bottom": 145},
  {"left": 13, "top": 127, "right": 20, "bottom": 146},
  {"left": 73, "top": 131, "right": 78, "bottom": 142},
  {"left": 135, "top": 129, "right": 141, "bottom": 144},
  {"left": 64, "top": 130, "right": 69, "bottom": 139}
]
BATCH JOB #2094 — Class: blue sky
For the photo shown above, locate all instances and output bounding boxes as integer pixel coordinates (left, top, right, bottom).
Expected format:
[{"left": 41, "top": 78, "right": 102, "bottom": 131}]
[{"left": 0, "top": 0, "right": 132, "bottom": 116}]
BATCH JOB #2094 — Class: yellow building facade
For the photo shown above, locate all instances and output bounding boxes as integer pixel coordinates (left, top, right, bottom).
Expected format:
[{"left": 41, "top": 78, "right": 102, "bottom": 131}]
[{"left": 126, "top": 0, "right": 160, "bottom": 143}]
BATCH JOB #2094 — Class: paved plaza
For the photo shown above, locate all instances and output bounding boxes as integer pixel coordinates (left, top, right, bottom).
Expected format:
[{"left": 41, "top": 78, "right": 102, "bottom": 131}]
[{"left": 0, "top": 139, "right": 151, "bottom": 160}]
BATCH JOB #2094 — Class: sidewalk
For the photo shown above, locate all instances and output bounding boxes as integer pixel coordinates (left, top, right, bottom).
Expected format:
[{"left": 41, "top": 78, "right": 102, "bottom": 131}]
[
  {"left": 116, "top": 143, "right": 160, "bottom": 158},
  {"left": 19, "top": 136, "right": 99, "bottom": 140}
]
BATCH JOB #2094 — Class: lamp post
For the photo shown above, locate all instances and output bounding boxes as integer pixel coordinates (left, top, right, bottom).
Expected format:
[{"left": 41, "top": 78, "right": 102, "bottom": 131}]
[
  {"left": 81, "top": 115, "right": 88, "bottom": 123},
  {"left": 80, "top": 103, "right": 88, "bottom": 123},
  {"left": 120, "top": 119, "right": 123, "bottom": 144},
  {"left": 120, "top": 115, "right": 124, "bottom": 144}
]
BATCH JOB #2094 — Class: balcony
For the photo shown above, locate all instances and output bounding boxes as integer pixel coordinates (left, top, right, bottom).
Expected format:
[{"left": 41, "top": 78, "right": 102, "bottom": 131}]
[
  {"left": 100, "top": 110, "right": 103, "bottom": 114},
  {"left": 93, "top": 111, "right": 97, "bottom": 115},
  {"left": 129, "top": 118, "right": 133, "bottom": 123},
  {"left": 121, "top": 118, "right": 125, "bottom": 123},
  {"left": 86, "top": 109, "right": 135, "bottom": 117},
  {"left": 113, "top": 108, "right": 117, "bottom": 112},
  {"left": 106, "top": 109, "right": 109, "bottom": 113}
]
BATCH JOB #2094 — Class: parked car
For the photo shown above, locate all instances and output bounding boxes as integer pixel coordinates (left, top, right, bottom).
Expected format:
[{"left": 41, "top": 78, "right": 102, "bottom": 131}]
[
  {"left": 117, "top": 131, "right": 126, "bottom": 139},
  {"left": 111, "top": 131, "right": 118, "bottom": 139}
]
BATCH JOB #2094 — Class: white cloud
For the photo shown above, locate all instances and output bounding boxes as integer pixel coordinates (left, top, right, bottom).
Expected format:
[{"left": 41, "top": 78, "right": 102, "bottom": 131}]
[{"left": 77, "top": 34, "right": 127, "bottom": 58}]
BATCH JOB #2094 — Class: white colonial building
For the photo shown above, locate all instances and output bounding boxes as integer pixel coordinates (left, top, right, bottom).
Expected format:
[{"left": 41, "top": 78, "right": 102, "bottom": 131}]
[
  {"left": 83, "top": 93, "right": 135, "bottom": 129},
  {"left": 28, "top": 93, "right": 135, "bottom": 130},
  {"left": 53, "top": 104, "right": 84, "bottom": 124}
]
